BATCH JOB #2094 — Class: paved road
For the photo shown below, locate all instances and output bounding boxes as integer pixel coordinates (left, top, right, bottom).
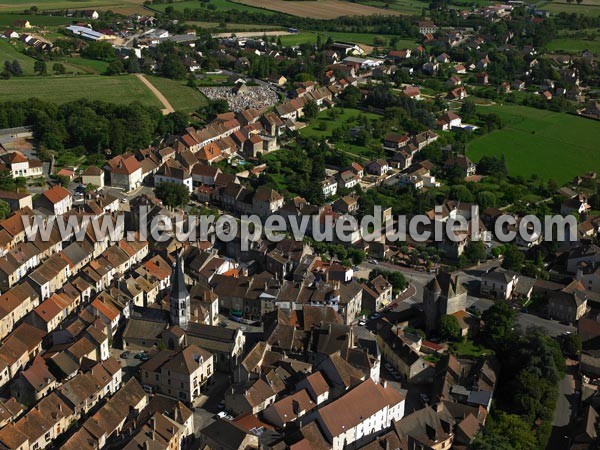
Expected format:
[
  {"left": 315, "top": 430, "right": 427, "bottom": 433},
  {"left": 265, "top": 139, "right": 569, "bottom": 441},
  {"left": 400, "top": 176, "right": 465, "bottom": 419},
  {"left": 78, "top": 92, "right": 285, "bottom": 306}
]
[
  {"left": 546, "top": 366, "right": 576, "bottom": 450},
  {"left": 135, "top": 74, "right": 175, "bottom": 115}
]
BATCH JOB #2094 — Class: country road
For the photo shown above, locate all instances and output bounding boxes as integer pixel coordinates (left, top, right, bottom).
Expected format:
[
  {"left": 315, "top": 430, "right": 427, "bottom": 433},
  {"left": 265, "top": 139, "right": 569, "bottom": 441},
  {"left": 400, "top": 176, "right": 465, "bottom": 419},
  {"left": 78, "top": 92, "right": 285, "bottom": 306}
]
[{"left": 135, "top": 74, "right": 175, "bottom": 115}]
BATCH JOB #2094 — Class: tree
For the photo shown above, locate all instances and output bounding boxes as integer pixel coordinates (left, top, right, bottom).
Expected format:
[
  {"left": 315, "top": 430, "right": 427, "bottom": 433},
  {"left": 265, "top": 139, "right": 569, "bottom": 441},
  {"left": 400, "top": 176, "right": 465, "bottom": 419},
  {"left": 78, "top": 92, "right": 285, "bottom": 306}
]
[
  {"left": 480, "top": 301, "right": 516, "bottom": 351},
  {"left": 52, "top": 63, "right": 65, "bottom": 74},
  {"left": 105, "top": 60, "right": 124, "bottom": 75},
  {"left": 464, "top": 241, "right": 487, "bottom": 264},
  {"left": 126, "top": 56, "right": 140, "bottom": 73},
  {"left": 560, "top": 333, "right": 582, "bottom": 356},
  {"left": 439, "top": 314, "right": 461, "bottom": 341},
  {"left": 470, "top": 412, "right": 537, "bottom": 450},
  {"left": 10, "top": 60, "right": 23, "bottom": 76},
  {"left": 0, "top": 200, "right": 9, "bottom": 220},
  {"left": 303, "top": 100, "right": 319, "bottom": 120},
  {"left": 161, "top": 54, "right": 187, "bottom": 80},
  {"left": 502, "top": 245, "right": 524, "bottom": 271},
  {"left": 155, "top": 182, "right": 190, "bottom": 207},
  {"left": 369, "top": 268, "right": 406, "bottom": 295},
  {"left": 34, "top": 60, "right": 46, "bottom": 75},
  {"left": 81, "top": 41, "right": 115, "bottom": 60}
]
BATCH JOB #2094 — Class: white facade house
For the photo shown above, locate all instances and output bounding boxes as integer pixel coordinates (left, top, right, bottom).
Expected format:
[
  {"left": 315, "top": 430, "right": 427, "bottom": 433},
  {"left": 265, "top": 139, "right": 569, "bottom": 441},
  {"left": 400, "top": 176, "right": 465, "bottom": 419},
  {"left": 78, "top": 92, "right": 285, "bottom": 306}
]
[{"left": 318, "top": 379, "right": 405, "bottom": 450}]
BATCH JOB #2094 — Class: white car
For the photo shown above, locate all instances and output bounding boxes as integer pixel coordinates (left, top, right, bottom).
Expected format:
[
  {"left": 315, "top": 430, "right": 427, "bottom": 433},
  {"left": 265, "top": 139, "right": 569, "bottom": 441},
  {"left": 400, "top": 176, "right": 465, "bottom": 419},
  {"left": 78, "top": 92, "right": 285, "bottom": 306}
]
[
  {"left": 358, "top": 320, "right": 367, "bottom": 326},
  {"left": 217, "top": 411, "right": 233, "bottom": 420}
]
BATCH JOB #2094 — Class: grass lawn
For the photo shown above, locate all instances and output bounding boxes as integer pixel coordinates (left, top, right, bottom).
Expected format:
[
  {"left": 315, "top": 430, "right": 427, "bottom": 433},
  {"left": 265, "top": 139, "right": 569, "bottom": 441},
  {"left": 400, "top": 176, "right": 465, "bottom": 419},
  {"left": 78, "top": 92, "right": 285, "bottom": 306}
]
[
  {"left": 0, "top": 74, "right": 163, "bottom": 107},
  {"left": 449, "top": 340, "right": 493, "bottom": 358},
  {"left": 147, "top": 76, "right": 208, "bottom": 113},
  {"left": 279, "top": 31, "right": 417, "bottom": 47},
  {"left": 149, "top": 0, "right": 273, "bottom": 14},
  {"left": 546, "top": 37, "right": 600, "bottom": 54},
  {"left": 63, "top": 57, "right": 110, "bottom": 74},
  {"left": 467, "top": 103, "right": 600, "bottom": 183},
  {"left": 539, "top": 0, "right": 600, "bottom": 16},
  {"left": 0, "top": 39, "right": 36, "bottom": 73},
  {"left": 300, "top": 107, "right": 380, "bottom": 139}
]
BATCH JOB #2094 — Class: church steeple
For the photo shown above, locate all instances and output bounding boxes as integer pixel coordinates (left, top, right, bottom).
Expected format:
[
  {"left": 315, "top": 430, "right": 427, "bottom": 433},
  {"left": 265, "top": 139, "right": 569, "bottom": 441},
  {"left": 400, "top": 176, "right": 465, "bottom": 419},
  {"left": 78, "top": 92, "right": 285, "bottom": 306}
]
[{"left": 170, "top": 252, "right": 190, "bottom": 329}]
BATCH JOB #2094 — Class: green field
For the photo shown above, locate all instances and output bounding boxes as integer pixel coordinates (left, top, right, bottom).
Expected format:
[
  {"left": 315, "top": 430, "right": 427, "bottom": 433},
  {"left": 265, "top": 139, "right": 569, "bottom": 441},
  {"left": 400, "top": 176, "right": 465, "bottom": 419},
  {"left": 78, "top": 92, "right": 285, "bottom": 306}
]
[
  {"left": 147, "top": 76, "right": 208, "bottom": 113},
  {"left": 0, "top": 75, "right": 163, "bottom": 107},
  {"left": 0, "top": 39, "right": 36, "bottom": 73},
  {"left": 300, "top": 107, "right": 382, "bottom": 160},
  {"left": 0, "top": 13, "right": 74, "bottom": 27},
  {"left": 149, "top": 0, "right": 273, "bottom": 14},
  {"left": 279, "top": 31, "right": 417, "bottom": 47},
  {"left": 0, "top": 0, "right": 147, "bottom": 13},
  {"left": 185, "top": 21, "right": 283, "bottom": 31},
  {"left": 467, "top": 103, "right": 600, "bottom": 183},
  {"left": 357, "top": 0, "right": 425, "bottom": 14},
  {"left": 546, "top": 37, "right": 600, "bottom": 54},
  {"left": 539, "top": 0, "right": 600, "bottom": 16}
]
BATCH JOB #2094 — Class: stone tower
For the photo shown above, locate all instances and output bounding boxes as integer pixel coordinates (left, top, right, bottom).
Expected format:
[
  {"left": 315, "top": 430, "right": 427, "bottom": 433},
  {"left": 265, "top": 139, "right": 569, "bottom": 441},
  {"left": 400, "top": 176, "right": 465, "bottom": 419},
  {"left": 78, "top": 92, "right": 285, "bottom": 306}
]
[
  {"left": 423, "top": 271, "right": 467, "bottom": 333},
  {"left": 170, "top": 253, "right": 190, "bottom": 329}
]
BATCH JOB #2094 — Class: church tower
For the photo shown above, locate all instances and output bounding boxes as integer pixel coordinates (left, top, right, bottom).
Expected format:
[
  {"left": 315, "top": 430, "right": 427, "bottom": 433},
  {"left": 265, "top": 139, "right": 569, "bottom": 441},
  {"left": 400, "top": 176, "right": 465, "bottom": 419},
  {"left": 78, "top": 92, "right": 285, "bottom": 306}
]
[{"left": 170, "top": 253, "right": 190, "bottom": 329}]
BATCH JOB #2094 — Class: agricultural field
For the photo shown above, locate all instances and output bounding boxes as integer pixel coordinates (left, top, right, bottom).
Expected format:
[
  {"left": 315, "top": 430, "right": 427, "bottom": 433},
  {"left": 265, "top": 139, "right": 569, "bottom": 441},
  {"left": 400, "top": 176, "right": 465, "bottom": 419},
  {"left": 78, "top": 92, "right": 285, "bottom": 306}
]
[
  {"left": 0, "top": 39, "right": 36, "bottom": 73},
  {"left": 537, "top": 0, "right": 600, "bottom": 16},
  {"left": 231, "top": 0, "right": 403, "bottom": 18},
  {"left": 185, "top": 21, "right": 284, "bottom": 31},
  {"left": 0, "top": 0, "right": 148, "bottom": 14},
  {"left": 279, "top": 31, "right": 417, "bottom": 48},
  {"left": 0, "top": 75, "right": 163, "bottom": 107},
  {"left": 357, "top": 0, "right": 428, "bottom": 14},
  {"left": 147, "top": 76, "right": 208, "bottom": 113},
  {"left": 149, "top": 0, "right": 274, "bottom": 14},
  {"left": 0, "top": 13, "right": 74, "bottom": 26},
  {"left": 467, "top": 103, "right": 600, "bottom": 183},
  {"left": 546, "top": 27, "right": 600, "bottom": 54}
]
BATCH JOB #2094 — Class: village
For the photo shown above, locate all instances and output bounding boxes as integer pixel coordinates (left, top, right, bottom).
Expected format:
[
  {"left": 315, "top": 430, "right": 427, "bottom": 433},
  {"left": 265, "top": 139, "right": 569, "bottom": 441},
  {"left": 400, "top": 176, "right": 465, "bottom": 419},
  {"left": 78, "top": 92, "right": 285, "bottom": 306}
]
[{"left": 0, "top": 1, "right": 598, "bottom": 449}]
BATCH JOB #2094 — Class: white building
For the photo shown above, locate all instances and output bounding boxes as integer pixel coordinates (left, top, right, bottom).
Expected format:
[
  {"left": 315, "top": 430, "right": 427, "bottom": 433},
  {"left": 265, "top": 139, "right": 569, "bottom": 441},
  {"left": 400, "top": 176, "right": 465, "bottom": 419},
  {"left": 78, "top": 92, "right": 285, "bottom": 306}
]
[{"left": 317, "top": 378, "right": 405, "bottom": 450}]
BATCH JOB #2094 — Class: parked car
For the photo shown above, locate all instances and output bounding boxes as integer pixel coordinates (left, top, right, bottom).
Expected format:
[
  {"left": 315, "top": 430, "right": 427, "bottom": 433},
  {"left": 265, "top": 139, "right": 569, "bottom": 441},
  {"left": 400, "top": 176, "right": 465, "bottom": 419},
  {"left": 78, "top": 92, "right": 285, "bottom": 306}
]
[
  {"left": 120, "top": 351, "right": 129, "bottom": 359},
  {"left": 142, "top": 384, "right": 154, "bottom": 394},
  {"left": 420, "top": 393, "right": 430, "bottom": 404},
  {"left": 358, "top": 319, "right": 367, "bottom": 326}
]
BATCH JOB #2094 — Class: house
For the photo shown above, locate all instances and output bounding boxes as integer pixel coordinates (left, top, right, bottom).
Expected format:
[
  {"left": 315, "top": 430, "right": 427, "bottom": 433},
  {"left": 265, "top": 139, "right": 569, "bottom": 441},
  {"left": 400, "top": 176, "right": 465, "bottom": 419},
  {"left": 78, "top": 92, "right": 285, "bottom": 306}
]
[
  {"left": 402, "top": 86, "right": 421, "bottom": 100},
  {"left": 140, "top": 345, "right": 213, "bottom": 405},
  {"left": 561, "top": 194, "right": 591, "bottom": 216},
  {"left": 333, "top": 195, "right": 359, "bottom": 215},
  {"left": 321, "top": 177, "right": 338, "bottom": 198},
  {"left": 547, "top": 281, "right": 588, "bottom": 323},
  {"left": 576, "top": 263, "right": 600, "bottom": 293},
  {"left": 105, "top": 154, "right": 142, "bottom": 191},
  {"left": 475, "top": 72, "right": 489, "bottom": 85},
  {"left": 268, "top": 74, "right": 287, "bottom": 86},
  {"left": 452, "top": 64, "right": 466, "bottom": 74},
  {"left": 154, "top": 161, "right": 193, "bottom": 193},
  {"left": 81, "top": 166, "right": 104, "bottom": 189},
  {"left": 480, "top": 269, "right": 519, "bottom": 300},
  {"left": 13, "top": 20, "right": 31, "bottom": 29},
  {"left": 366, "top": 159, "right": 390, "bottom": 177},
  {"left": 512, "top": 79, "right": 526, "bottom": 91},
  {"left": 394, "top": 405, "right": 454, "bottom": 450},
  {"left": 444, "top": 154, "right": 476, "bottom": 177},
  {"left": 0, "top": 152, "right": 43, "bottom": 179},
  {"left": 199, "top": 418, "right": 259, "bottom": 450},
  {"left": 447, "top": 86, "right": 467, "bottom": 100},
  {"left": 2, "top": 30, "right": 19, "bottom": 39},
  {"left": 418, "top": 21, "right": 438, "bottom": 35},
  {"left": 0, "top": 191, "right": 32, "bottom": 211},
  {"left": 436, "top": 112, "right": 462, "bottom": 131},
  {"left": 377, "top": 325, "right": 430, "bottom": 383},
  {"left": 37, "top": 185, "right": 72, "bottom": 215},
  {"left": 436, "top": 53, "right": 451, "bottom": 64},
  {"left": 337, "top": 170, "right": 359, "bottom": 190},
  {"left": 383, "top": 133, "right": 409, "bottom": 150},
  {"left": 568, "top": 245, "right": 600, "bottom": 273},
  {"left": 252, "top": 187, "right": 284, "bottom": 217},
  {"left": 262, "top": 389, "right": 315, "bottom": 427},
  {"left": 317, "top": 378, "right": 405, "bottom": 450}
]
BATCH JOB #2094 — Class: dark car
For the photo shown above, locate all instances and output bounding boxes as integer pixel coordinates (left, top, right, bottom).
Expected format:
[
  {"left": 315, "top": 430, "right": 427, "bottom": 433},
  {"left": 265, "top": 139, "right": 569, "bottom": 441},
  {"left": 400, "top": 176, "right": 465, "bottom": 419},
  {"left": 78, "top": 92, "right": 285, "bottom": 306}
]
[{"left": 120, "top": 351, "right": 130, "bottom": 359}]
